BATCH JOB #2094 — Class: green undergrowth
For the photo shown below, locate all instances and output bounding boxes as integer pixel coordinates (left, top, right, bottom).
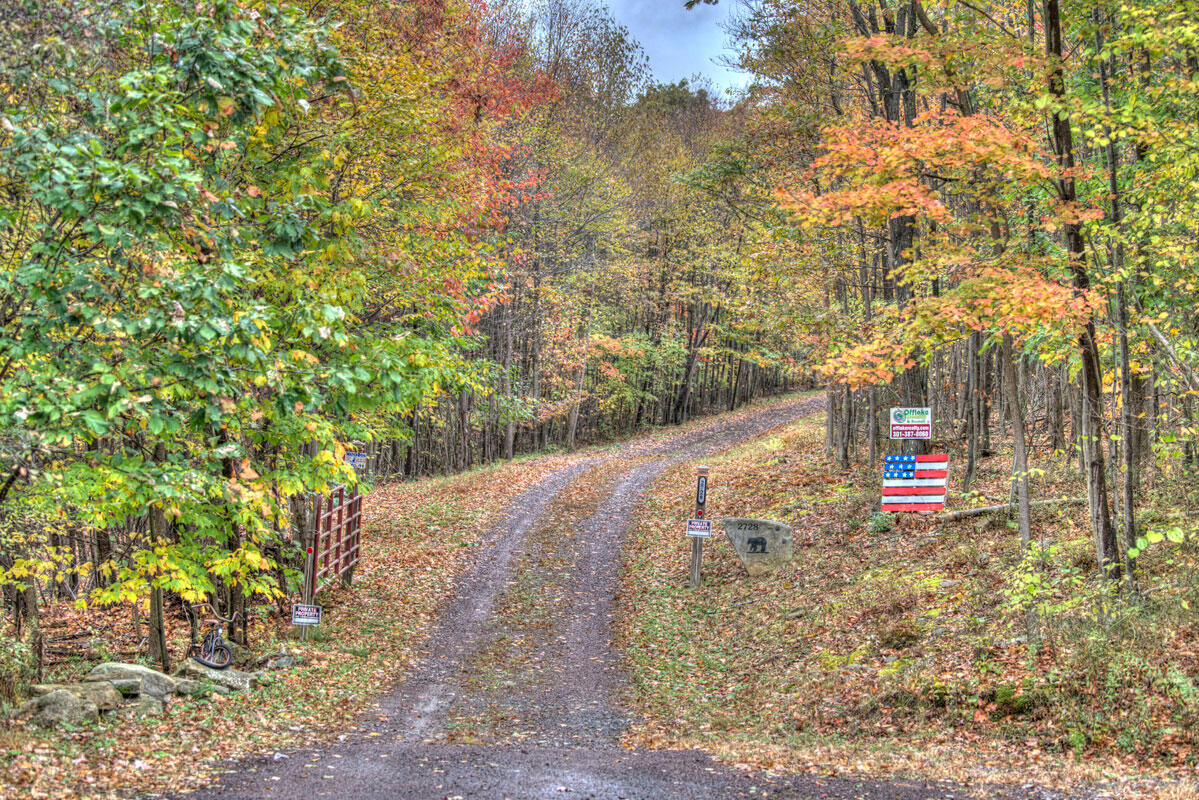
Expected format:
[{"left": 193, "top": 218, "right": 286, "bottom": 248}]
[
  {"left": 617, "top": 413, "right": 1199, "bottom": 796},
  {"left": 0, "top": 392, "right": 818, "bottom": 798},
  {"left": 0, "top": 456, "right": 565, "bottom": 799}
]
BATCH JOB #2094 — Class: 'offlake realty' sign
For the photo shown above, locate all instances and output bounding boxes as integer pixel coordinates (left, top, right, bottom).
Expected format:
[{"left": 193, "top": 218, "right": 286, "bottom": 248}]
[{"left": 889, "top": 407, "right": 932, "bottom": 440}]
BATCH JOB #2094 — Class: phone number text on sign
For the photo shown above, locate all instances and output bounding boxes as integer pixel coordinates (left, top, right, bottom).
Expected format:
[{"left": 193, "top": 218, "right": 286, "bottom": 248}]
[{"left": 890, "top": 424, "right": 932, "bottom": 439}]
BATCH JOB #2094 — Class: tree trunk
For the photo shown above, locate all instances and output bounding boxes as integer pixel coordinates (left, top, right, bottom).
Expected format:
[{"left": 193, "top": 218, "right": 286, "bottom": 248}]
[
  {"left": 503, "top": 295, "right": 516, "bottom": 460},
  {"left": 148, "top": 444, "right": 171, "bottom": 672},
  {"left": 1002, "top": 335, "right": 1033, "bottom": 551},
  {"left": 963, "top": 331, "right": 981, "bottom": 491},
  {"left": 566, "top": 352, "right": 587, "bottom": 450},
  {"left": 1045, "top": 0, "right": 1117, "bottom": 577},
  {"left": 1118, "top": 283, "right": 1138, "bottom": 589}
]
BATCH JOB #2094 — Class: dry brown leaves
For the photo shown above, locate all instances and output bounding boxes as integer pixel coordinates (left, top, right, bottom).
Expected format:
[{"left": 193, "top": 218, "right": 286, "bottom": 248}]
[
  {"left": 0, "top": 453, "right": 578, "bottom": 799},
  {"left": 615, "top": 413, "right": 1199, "bottom": 799}
]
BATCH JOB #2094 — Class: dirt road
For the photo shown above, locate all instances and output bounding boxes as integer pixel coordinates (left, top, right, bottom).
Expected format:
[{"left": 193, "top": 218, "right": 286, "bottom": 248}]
[{"left": 185, "top": 397, "right": 1062, "bottom": 800}]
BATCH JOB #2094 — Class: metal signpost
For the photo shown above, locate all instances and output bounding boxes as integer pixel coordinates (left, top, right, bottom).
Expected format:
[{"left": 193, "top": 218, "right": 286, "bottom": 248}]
[
  {"left": 889, "top": 407, "right": 932, "bottom": 440},
  {"left": 689, "top": 465, "right": 709, "bottom": 588},
  {"left": 344, "top": 451, "right": 369, "bottom": 470}
]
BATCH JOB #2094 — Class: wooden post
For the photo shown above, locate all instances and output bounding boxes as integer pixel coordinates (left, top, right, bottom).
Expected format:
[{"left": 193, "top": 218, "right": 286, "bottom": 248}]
[
  {"left": 299, "top": 493, "right": 319, "bottom": 642},
  {"left": 689, "top": 465, "right": 709, "bottom": 588}
]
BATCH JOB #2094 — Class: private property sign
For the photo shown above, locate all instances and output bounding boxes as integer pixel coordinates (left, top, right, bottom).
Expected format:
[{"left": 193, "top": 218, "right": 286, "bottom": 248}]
[
  {"left": 686, "top": 519, "right": 713, "bottom": 538},
  {"left": 889, "top": 407, "right": 932, "bottom": 440},
  {"left": 291, "top": 603, "right": 322, "bottom": 626}
]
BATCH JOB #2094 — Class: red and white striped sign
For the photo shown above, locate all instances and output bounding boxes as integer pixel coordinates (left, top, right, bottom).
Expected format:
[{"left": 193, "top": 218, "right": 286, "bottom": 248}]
[{"left": 881, "top": 454, "right": 949, "bottom": 512}]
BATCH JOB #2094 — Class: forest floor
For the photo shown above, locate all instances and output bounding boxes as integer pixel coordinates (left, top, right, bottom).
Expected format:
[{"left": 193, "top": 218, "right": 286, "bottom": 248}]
[
  {"left": 1, "top": 395, "right": 825, "bottom": 798},
  {"left": 618, "top": 411, "right": 1199, "bottom": 800},
  {"left": 1, "top": 394, "right": 1195, "bottom": 799}
]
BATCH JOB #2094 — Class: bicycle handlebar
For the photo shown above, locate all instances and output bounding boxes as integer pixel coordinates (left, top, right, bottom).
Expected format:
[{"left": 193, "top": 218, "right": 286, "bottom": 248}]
[{"left": 188, "top": 602, "right": 242, "bottom": 624}]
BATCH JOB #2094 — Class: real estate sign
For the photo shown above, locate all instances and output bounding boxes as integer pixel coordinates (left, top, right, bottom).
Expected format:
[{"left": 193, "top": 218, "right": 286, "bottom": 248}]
[{"left": 889, "top": 407, "right": 932, "bottom": 440}]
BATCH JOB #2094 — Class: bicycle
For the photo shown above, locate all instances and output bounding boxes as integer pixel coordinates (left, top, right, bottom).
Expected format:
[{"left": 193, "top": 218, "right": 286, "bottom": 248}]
[{"left": 185, "top": 603, "right": 240, "bottom": 670}]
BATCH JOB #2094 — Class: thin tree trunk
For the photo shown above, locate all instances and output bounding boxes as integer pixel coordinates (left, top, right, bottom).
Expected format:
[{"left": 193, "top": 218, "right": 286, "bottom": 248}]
[
  {"left": 1002, "top": 335, "right": 1034, "bottom": 554},
  {"left": 148, "top": 444, "right": 170, "bottom": 672},
  {"left": 963, "top": 331, "right": 981, "bottom": 491},
  {"left": 1045, "top": 0, "right": 1117, "bottom": 577}
]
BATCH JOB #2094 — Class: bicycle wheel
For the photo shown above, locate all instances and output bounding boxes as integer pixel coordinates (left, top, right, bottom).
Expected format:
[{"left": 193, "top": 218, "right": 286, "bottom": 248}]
[{"left": 195, "top": 643, "right": 232, "bottom": 669}]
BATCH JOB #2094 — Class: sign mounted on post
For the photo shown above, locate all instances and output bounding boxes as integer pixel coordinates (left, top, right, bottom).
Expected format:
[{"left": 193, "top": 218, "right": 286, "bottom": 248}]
[
  {"left": 889, "top": 407, "right": 932, "bottom": 440},
  {"left": 689, "top": 466, "right": 710, "bottom": 587},
  {"left": 344, "top": 452, "right": 369, "bottom": 470},
  {"left": 291, "top": 603, "right": 322, "bottom": 626}
]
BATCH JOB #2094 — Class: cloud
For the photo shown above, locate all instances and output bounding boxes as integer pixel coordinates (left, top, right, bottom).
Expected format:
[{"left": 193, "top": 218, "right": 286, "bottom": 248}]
[{"left": 605, "top": 0, "right": 747, "bottom": 91}]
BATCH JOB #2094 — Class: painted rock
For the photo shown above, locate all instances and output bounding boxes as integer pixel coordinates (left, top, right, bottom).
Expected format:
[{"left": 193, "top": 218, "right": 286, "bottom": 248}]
[{"left": 722, "top": 518, "right": 793, "bottom": 577}]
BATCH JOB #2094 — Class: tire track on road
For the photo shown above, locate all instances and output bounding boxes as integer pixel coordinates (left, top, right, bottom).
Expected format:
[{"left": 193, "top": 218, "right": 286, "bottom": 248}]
[{"left": 184, "top": 395, "right": 1072, "bottom": 800}]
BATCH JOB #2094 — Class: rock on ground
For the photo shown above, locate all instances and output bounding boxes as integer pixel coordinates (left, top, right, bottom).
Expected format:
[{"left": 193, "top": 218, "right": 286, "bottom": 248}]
[
  {"left": 30, "top": 681, "right": 123, "bottom": 712},
  {"left": 175, "top": 678, "right": 232, "bottom": 697},
  {"left": 122, "top": 695, "right": 165, "bottom": 719},
  {"left": 173, "top": 658, "right": 259, "bottom": 692},
  {"left": 85, "top": 662, "right": 177, "bottom": 700},
  {"left": 107, "top": 677, "right": 142, "bottom": 696},
  {"left": 12, "top": 689, "right": 99, "bottom": 727},
  {"left": 256, "top": 647, "right": 303, "bottom": 670}
]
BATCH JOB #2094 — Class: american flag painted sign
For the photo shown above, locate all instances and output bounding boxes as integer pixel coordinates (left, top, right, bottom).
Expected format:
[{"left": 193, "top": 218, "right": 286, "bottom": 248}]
[{"left": 881, "top": 454, "right": 949, "bottom": 512}]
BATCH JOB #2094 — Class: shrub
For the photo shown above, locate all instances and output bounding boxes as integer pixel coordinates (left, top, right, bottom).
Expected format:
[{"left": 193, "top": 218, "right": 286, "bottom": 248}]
[
  {"left": 870, "top": 511, "right": 895, "bottom": 533},
  {"left": 0, "top": 633, "right": 35, "bottom": 706}
]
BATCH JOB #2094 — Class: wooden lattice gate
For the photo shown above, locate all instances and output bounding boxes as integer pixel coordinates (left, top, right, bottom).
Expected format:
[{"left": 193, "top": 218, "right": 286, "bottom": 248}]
[{"left": 302, "top": 484, "right": 362, "bottom": 602}]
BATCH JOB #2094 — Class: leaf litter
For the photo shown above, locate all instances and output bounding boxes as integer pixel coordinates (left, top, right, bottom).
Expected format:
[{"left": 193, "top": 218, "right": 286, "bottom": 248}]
[{"left": 616, "top": 411, "right": 1199, "bottom": 800}]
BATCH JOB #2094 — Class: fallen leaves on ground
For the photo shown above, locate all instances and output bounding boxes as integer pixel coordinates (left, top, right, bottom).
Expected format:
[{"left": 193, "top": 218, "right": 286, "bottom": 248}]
[
  {"left": 0, "top": 398, "right": 809, "bottom": 799},
  {"left": 616, "top": 412, "right": 1199, "bottom": 798},
  {"left": 0, "top": 453, "right": 575, "bottom": 799}
]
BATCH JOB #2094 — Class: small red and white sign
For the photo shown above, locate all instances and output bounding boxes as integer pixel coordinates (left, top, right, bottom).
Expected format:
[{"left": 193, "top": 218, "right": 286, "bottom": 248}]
[
  {"left": 881, "top": 454, "right": 949, "bottom": 512},
  {"left": 686, "top": 519, "right": 713, "bottom": 538}
]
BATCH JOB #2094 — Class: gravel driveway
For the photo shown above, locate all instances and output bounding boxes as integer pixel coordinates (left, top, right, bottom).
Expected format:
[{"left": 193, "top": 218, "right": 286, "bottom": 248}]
[{"left": 183, "top": 396, "right": 1069, "bottom": 800}]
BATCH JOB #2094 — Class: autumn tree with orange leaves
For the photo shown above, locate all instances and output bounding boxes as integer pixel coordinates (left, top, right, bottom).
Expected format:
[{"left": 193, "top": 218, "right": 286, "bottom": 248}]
[{"left": 729, "top": 0, "right": 1199, "bottom": 590}]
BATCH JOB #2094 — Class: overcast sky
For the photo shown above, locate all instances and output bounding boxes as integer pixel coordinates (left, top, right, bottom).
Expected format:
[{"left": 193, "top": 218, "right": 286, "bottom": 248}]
[{"left": 604, "top": 0, "right": 749, "bottom": 94}]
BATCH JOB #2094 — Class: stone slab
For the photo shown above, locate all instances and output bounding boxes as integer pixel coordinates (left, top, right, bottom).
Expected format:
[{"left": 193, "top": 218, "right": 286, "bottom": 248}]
[
  {"left": 86, "top": 662, "right": 177, "bottom": 700},
  {"left": 173, "top": 658, "right": 259, "bottom": 692},
  {"left": 11, "top": 689, "right": 99, "bottom": 728},
  {"left": 722, "top": 517, "right": 793, "bottom": 577}
]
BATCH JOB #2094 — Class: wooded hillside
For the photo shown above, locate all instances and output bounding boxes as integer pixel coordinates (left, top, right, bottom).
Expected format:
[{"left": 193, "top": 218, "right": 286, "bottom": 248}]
[{"left": 1, "top": 0, "right": 1198, "bottom": 726}]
